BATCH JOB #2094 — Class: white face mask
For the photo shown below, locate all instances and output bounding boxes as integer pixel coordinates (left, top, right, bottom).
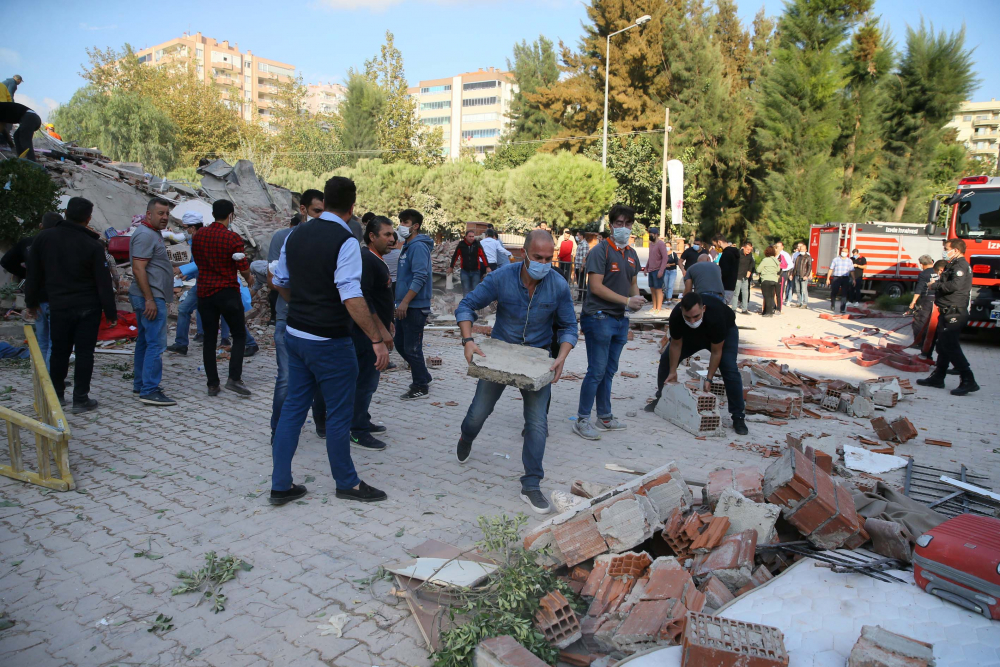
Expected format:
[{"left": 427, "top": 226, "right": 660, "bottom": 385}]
[
  {"left": 685, "top": 317, "right": 703, "bottom": 329},
  {"left": 840, "top": 252, "right": 848, "bottom": 258},
  {"left": 398, "top": 225, "right": 411, "bottom": 239}
]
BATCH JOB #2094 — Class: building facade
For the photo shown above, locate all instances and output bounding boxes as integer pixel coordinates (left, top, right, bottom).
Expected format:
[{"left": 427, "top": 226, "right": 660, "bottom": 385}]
[
  {"left": 407, "top": 67, "right": 517, "bottom": 160},
  {"left": 304, "top": 82, "right": 346, "bottom": 116},
  {"left": 135, "top": 32, "right": 295, "bottom": 130},
  {"left": 946, "top": 100, "right": 1000, "bottom": 167}
]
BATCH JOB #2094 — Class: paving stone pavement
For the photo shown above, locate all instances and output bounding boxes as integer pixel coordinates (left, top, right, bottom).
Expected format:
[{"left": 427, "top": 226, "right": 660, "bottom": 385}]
[{"left": 1, "top": 291, "right": 998, "bottom": 667}]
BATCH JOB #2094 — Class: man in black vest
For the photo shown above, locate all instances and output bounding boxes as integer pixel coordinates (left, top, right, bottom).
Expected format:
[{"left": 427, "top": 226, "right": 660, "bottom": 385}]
[{"left": 269, "top": 177, "right": 390, "bottom": 505}]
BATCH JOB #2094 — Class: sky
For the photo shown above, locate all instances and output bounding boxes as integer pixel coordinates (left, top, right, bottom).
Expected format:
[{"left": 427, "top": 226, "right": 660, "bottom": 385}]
[{"left": 3, "top": 0, "right": 997, "bottom": 123}]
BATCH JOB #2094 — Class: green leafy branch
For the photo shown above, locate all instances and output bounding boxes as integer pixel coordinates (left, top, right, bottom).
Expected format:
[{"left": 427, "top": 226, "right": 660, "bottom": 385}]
[{"left": 171, "top": 552, "right": 252, "bottom": 614}]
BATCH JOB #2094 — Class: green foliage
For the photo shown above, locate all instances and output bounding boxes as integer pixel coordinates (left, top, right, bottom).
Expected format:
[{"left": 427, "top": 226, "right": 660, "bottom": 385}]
[
  {"left": 148, "top": 613, "right": 173, "bottom": 634},
  {"left": 339, "top": 74, "right": 385, "bottom": 164},
  {"left": 166, "top": 167, "right": 200, "bottom": 186},
  {"left": 875, "top": 292, "right": 913, "bottom": 309},
  {"left": 430, "top": 514, "right": 580, "bottom": 667},
  {"left": 483, "top": 142, "right": 538, "bottom": 171},
  {"left": 0, "top": 160, "right": 61, "bottom": 246},
  {"left": 506, "top": 36, "right": 561, "bottom": 142},
  {"left": 585, "top": 133, "right": 660, "bottom": 226},
  {"left": 508, "top": 152, "right": 617, "bottom": 228},
  {"left": 172, "top": 552, "right": 252, "bottom": 614}
]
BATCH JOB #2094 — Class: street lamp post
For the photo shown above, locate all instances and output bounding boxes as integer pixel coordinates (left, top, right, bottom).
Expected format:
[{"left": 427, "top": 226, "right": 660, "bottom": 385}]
[{"left": 602, "top": 14, "right": 651, "bottom": 171}]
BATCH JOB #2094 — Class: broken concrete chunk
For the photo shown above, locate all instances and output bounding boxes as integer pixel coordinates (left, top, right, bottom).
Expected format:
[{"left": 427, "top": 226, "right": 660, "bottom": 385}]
[
  {"left": 475, "top": 635, "right": 550, "bottom": 667},
  {"left": 703, "top": 466, "right": 764, "bottom": 509},
  {"left": 467, "top": 338, "right": 554, "bottom": 390},
  {"left": 698, "top": 575, "right": 735, "bottom": 611},
  {"left": 865, "top": 518, "right": 913, "bottom": 562},
  {"left": 534, "top": 590, "right": 582, "bottom": 649},
  {"left": 847, "top": 625, "right": 934, "bottom": 667},
  {"left": 632, "top": 462, "right": 694, "bottom": 522},
  {"left": 871, "top": 389, "right": 897, "bottom": 408},
  {"left": 551, "top": 513, "right": 610, "bottom": 568},
  {"left": 592, "top": 492, "right": 654, "bottom": 553},
  {"left": 713, "top": 488, "right": 780, "bottom": 544},
  {"left": 691, "top": 529, "right": 757, "bottom": 589},
  {"left": 682, "top": 612, "right": 789, "bottom": 667},
  {"left": 850, "top": 396, "right": 875, "bottom": 418},
  {"left": 654, "top": 383, "right": 726, "bottom": 437}
]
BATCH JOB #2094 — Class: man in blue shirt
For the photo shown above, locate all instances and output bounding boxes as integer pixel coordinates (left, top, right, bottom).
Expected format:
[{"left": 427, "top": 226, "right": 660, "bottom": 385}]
[
  {"left": 826, "top": 250, "right": 855, "bottom": 314},
  {"left": 454, "top": 230, "right": 578, "bottom": 515},
  {"left": 393, "top": 209, "right": 435, "bottom": 400}
]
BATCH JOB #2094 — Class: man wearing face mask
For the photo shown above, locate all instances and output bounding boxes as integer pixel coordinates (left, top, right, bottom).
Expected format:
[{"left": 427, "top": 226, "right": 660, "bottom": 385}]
[
  {"left": 917, "top": 239, "right": 978, "bottom": 396},
  {"left": 574, "top": 204, "right": 645, "bottom": 440},
  {"left": 644, "top": 292, "right": 748, "bottom": 435},
  {"left": 454, "top": 231, "right": 577, "bottom": 514},
  {"left": 681, "top": 238, "right": 705, "bottom": 271},
  {"left": 394, "top": 209, "right": 435, "bottom": 400},
  {"left": 826, "top": 248, "right": 855, "bottom": 314}
]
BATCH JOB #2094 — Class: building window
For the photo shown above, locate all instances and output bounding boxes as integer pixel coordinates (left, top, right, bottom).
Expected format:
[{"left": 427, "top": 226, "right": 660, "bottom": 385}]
[
  {"left": 964, "top": 115, "right": 973, "bottom": 121},
  {"left": 211, "top": 52, "right": 232, "bottom": 63},
  {"left": 138, "top": 54, "right": 149, "bottom": 64},
  {"left": 462, "top": 112, "right": 499, "bottom": 123},
  {"left": 463, "top": 80, "right": 498, "bottom": 91},
  {"left": 474, "top": 145, "right": 496, "bottom": 154},
  {"left": 258, "top": 62, "right": 295, "bottom": 77},
  {"left": 420, "top": 84, "right": 452, "bottom": 94},
  {"left": 463, "top": 129, "right": 499, "bottom": 139},
  {"left": 420, "top": 100, "right": 451, "bottom": 110},
  {"left": 463, "top": 96, "right": 498, "bottom": 108},
  {"left": 422, "top": 116, "right": 451, "bottom": 126}
]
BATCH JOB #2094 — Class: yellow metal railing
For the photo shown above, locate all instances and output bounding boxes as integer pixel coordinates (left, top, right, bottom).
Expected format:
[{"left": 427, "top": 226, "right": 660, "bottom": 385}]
[{"left": 0, "top": 325, "right": 74, "bottom": 490}]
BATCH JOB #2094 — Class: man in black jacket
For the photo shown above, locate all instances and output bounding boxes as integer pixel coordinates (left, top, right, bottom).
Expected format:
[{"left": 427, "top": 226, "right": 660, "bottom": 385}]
[
  {"left": 731, "top": 242, "right": 755, "bottom": 314},
  {"left": 448, "top": 230, "right": 490, "bottom": 295},
  {"left": 681, "top": 239, "right": 707, "bottom": 271},
  {"left": 714, "top": 235, "right": 741, "bottom": 304},
  {"left": 25, "top": 198, "right": 117, "bottom": 413}
]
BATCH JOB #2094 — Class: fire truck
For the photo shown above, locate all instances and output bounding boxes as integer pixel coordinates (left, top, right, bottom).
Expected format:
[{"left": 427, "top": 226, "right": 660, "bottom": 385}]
[
  {"left": 926, "top": 175, "right": 1000, "bottom": 330},
  {"left": 808, "top": 222, "right": 947, "bottom": 298}
]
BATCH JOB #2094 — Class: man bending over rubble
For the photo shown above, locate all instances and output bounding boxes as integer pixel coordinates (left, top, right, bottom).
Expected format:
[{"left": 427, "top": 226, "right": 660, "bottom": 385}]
[
  {"left": 645, "top": 292, "right": 749, "bottom": 435},
  {"left": 454, "top": 230, "right": 578, "bottom": 515}
]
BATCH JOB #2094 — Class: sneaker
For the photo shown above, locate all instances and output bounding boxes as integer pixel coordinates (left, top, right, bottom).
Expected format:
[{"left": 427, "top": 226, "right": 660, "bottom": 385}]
[
  {"left": 269, "top": 483, "right": 307, "bottom": 506},
  {"left": 733, "top": 416, "right": 749, "bottom": 435},
  {"left": 133, "top": 389, "right": 140, "bottom": 395},
  {"left": 336, "top": 481, "right": 387, "bottom": 503},
  {"left": 350, "top": 431, "right": 387, "bottom": 451},
  {"left": 520, "top": 489, "right": 552, "bottom": 515},
  {"left": 596, "top": 416, "right": 626, "bottom": 431},
  {"left": 225, "top": 378, "right": 251, "bottom": 396},
  {"left": 166, "top": 344, "right": 187, "bottom": 355},
  {"left": 71, "top": 398, "right": 99, "bottom": 414},
  {"left": 740, "top": 309, "right": 750, "bottom": 315},
  {"left": 316, "top": 425, "right": 326, "bottom": 438},
  {"left": 193, "top": 333, "right": 204, "bottom": 343},
  {"left": 573, "top": 418, "right": 601, "bottom": 440},
  {"left": 207, "top": 385, "right": 221, "bottom": 396},
  {"left": 140, "top": 390, "right": 177, "bottom": 407},
  {"left": 244, "top": 344, "right": 259, "bottom": 357},
  {"left": 456, "top": 437, "right": 472, "bottom": 464},
  {"left": 401, "top": 387, "right": 428, "bottom": 400},
  {"left": 221, "top": 338, "right": 232, "bottom": 347},
  {"left": 369, "top": 424, "right": 387, "bottom": 434},
  {"left": 643, "top": 398, "right": 658, "bottom": 413}
]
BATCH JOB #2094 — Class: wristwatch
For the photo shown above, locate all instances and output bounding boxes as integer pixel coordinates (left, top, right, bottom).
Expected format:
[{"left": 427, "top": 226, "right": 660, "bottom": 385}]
[{"left": 462, "top": 337, "right": 475, "bottom": 345}]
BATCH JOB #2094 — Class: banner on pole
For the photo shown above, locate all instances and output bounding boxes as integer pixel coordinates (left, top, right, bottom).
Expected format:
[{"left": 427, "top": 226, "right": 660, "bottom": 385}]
[{"left": 667, "top": 159, "right": 683, "bottom": 226}]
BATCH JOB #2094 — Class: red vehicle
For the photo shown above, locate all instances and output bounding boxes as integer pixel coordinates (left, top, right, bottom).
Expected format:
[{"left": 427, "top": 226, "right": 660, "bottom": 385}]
[{"left": 927, "top": 175, "right": 1000, "bottom": 330}]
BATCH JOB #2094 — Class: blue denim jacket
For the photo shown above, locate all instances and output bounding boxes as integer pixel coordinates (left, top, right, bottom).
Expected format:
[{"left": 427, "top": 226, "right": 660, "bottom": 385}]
[{"left": 456, "top": 262, "right": 578, "bottom": 350}]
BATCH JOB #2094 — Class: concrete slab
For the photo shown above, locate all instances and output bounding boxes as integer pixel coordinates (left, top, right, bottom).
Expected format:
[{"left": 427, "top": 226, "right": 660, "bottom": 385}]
[
  {"left": 467, "top": 338, "right": 554, "bottom": 391},
  {"left": 713, "top": 488, "right": 780, "bottom": 545}
]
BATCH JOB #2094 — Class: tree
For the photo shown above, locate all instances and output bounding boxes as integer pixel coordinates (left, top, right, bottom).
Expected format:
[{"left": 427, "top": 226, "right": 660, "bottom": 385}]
[
  {"left": 337, "top": 74, "right": 384, "bottom": 163},
  {"left": 506, "top": 36, "right": 561, "bottom": 142},
  {"left": 866, "top": 23, "right": 978, "bottom": 221},
  {"left": 483, "top": 143, "right": 538, "bottom": 171},
  {"left": 166, "top": 66, "right": 243, "bottom": 164},
  {"left": 584, "top": 133, "right": 660, "bottom": 226},
  {"left": 507, "top": 152, "right": 617, "bottom": 228},
  {"left": 0, "top": 161, "right": 60, "bottom": 246}
]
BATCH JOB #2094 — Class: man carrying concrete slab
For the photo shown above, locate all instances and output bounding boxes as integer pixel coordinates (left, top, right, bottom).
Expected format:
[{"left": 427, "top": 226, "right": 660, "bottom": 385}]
[
  {"left": 645, "top": 292, "right": 749, "bottom": 435},
  {"left": 454, "top": 230, "right": 578, "bottom": 515}
]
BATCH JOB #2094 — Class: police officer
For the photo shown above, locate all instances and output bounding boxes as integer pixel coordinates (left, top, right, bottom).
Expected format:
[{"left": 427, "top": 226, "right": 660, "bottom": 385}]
[{"left": 917, "top": 238, "right": 978, "bottom": 396}]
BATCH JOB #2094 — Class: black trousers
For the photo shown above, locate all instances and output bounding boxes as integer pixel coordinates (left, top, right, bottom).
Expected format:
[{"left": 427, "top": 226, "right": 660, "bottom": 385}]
[
  {"left": 911, "top": 296, "right": 933, "bottom": 345},
  {"left": 559, "top": 261, "right": 574, "bottom": 283},
  {"left": 49, "top": 306, "right": 102, "bottom": 402},
  {"left": 14, "top": 112, "right": 41, "bottom": 161},
  {"left": 268, "top": 289, "right": 278, "bottom": 321},
  {"left": 761, "top": 281, "right": 778, "bottom": 315},
  {"left": 934, "top": 307, "right": 970, "bottom": 374},
  {"left": 830, "top": 276, "right": 851, "bottom": 312},
  {"left": 197, "top": 288, "right": 246, "bottom": 387}
]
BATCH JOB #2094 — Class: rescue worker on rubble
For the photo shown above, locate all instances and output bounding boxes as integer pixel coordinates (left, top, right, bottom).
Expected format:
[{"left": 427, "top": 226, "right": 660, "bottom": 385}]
[{"left": 917, "top": 238, "right": 978, "bottom": 396}]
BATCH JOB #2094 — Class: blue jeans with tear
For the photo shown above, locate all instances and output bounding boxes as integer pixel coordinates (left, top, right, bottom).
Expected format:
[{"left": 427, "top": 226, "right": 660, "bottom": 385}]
[
  {"left": 577, "top": 311, "right": 630, "bottom": 420},
  {"left": 461, "top": 378, "right": 550, "bottom": 491}
]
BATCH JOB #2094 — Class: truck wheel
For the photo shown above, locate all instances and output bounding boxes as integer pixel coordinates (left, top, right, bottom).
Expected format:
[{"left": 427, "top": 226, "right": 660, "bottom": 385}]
[{"left": 882, "top": 282, "right": 905, "bottom": 299}]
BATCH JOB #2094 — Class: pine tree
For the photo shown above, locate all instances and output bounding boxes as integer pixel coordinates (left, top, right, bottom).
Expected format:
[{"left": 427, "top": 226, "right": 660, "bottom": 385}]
[
  {"left": 506, "top": 36, "right": 561, "bottom": 142},
  {"left": 867, "top": 23, "right": 977, "bottom": 221},
  {"left": 338, "top": 74, "right": 384, "bottom": 164}
]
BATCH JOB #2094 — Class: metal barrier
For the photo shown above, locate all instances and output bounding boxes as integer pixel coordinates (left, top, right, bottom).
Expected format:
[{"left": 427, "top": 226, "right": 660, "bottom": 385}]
[{"left": 0, "top": 325, "right": 75, "bottom": 490}]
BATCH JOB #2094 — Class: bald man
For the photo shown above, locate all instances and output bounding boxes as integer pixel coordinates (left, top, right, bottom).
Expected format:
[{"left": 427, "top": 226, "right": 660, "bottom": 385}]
[{"left": 453, "top": 230, "right": 578, "bottom": 514}]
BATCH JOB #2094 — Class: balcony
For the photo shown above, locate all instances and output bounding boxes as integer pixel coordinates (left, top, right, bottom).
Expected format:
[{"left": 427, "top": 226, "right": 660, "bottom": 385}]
[
  {"left": 973, "top": 116, "right": 1000, "bottom": 127},
  {"left": 257, "top": 98, "right": 274, "bottom": 109},
  {"left": 212, "top": 60, "right": 234, "bottom": 71},
  {"left": 214, "top": 75, "right": 237, "bottom": 88}
]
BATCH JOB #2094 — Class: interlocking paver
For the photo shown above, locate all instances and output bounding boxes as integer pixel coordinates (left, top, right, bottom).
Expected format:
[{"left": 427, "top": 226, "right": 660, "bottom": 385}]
[{"left": 1, "top": 300, "right": 997, "bottom": 666}]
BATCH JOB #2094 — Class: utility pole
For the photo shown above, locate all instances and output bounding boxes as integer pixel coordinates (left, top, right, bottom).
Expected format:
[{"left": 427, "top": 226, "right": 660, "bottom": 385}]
[{"left": 659, "top": 108, "right": 670, "bottom": 239}]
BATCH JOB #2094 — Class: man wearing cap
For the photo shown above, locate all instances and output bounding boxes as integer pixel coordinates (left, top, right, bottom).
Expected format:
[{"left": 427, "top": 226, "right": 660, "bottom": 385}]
[{"left": 2, "top": 75, "right": 22, "bottom": 99}]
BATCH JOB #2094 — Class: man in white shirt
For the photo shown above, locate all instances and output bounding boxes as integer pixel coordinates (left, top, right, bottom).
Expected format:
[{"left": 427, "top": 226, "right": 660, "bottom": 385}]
[{"left": 480, "top": 228, "right": 512, "bottom": 269}]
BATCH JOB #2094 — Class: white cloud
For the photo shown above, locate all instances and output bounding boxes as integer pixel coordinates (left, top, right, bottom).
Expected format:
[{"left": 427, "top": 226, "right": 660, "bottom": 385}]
[
  {"left": 0, "top": 47, "right": 20, "bottom": 67},
  {"left": 14, "top": 95, "right": 59, "bottom": 123},
  {"left": 80, "top": 23, "right": 118, "bottom": 31}
]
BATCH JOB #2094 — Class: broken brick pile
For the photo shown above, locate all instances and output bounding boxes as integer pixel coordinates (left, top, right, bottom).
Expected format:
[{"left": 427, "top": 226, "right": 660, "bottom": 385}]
[{"left": 653, "top": 384, "right": 726, "bottom": 437}]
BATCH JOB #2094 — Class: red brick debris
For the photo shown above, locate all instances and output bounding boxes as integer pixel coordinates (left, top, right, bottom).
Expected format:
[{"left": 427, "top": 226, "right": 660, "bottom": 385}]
[
  {"left": 534, "top": 590, "right": 582, "bottom": 649},
  {"left": 475, "top": 635, "right": 550, "bottom": 667},
  {"left": 681, "top": 612, "right": 789, "bottom": 667}
]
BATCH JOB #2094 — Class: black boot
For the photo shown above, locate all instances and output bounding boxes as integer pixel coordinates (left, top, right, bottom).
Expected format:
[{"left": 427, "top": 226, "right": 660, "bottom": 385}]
[
  {"left": 950, "top": 370, "right": 980, "bottom": 396},
  {"left": 916, "top": 370, "right": 946, "bottom": 388}
]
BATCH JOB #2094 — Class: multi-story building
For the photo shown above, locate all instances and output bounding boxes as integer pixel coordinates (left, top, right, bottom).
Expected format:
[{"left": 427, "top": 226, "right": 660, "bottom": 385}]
[
  {"left": 947, "top": 100, "right": 1000, "bottom": 166},
  {"left": 408, "top": 67, "right": 517, "bottom": 160},
  {"left": 304, "top": 82, "right": 346, "bottom": 116},
  {"left": 135, "top": 32, "right": 295, "bottom": 130}
]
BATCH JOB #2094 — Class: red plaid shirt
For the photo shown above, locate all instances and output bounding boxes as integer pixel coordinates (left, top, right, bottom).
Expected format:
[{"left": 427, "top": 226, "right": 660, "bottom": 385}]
[{"left": 192, "top": 222, "right": 249, "bottom": 298}]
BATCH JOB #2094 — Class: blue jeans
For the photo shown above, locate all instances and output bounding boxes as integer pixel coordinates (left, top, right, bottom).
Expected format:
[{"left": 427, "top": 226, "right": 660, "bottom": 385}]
[
  {"left": 394, "top": 307, "right": 432, "bottom": 390},
  {"left": 272, "top": 335, "right": 359, "bottom": 492},
  {"left": 176, "top": 288, "right": 254, "bottom": 346},
  {"left": 35, "top": 302, "right": 51, "bottom": 370},
  {"left": 461, "top": 378, "right": 550, "bottom": 491},
  {"left": 577, "top": 312, "right": 630, "bottom": 420},
  {"left": 794, "top": 277, "right": 809, "bottom": 306},
  {"left": 460, "top": 269, "right": 481, "bottom": 295},
  {"left": 663, "top": 269, "right": 676, "bottom": 301},
  {"left": 351, "top": 329, "right": 381, "bottom": 433},
  {"left": 731, "top": 279, "right": 751, "bottom": 310},
  {"left": 129, "top": 295, "right": 168, "bottom": 395},
  {"left": 655, "top": 325, "right": 745, "bottom": 419},
  {"left": 271, "top": 321, "right": 326, "bottom": 434}
]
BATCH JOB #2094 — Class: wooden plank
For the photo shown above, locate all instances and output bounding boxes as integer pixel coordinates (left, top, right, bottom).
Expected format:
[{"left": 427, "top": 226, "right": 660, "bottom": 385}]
[
  {"left": 0, "top": 407, "right": 65, "bottom": 438},
  {"left": 924, "top": 438, "right": 952, "bottom": 447},
  {"left": 939, "top": 476, "right": 1000, "bottom": 503},
  {"left": 6, "top": 422, "right": 23, "bottom": 473},
  {"left": 0, "top": 465, "right": 71, "bottom": 491},
  {"left": 34, "top": 432, "right": 51, "bottom": 481}
]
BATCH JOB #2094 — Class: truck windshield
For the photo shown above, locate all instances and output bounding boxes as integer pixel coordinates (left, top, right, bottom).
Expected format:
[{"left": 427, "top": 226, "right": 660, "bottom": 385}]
[{"left": 955, "top": 188, "right": 1000, "bottom": 239}]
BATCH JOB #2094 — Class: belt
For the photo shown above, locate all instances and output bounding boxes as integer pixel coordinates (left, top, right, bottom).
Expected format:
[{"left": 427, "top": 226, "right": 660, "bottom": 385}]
[{"left": 703, "top": 292, "right": 724, "bottom": 300}]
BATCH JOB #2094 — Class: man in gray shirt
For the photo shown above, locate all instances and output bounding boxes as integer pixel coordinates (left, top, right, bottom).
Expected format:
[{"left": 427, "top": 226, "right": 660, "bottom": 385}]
[
  {"left": 684, "top": 255, "right": 725, "bottom": 301},
  {"left": 129, "top": 198, "right": 177, "bottom": 407}
]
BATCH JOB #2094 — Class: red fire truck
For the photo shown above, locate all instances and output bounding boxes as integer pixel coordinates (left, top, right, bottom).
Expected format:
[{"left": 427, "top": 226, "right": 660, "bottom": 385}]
[{"left": 808, "top": 222, "right": 947, "bottom": 298}]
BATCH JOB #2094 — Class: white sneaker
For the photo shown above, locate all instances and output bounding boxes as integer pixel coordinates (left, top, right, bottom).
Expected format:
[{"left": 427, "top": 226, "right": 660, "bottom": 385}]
[
  {"left": 595, "top": 416, "right": 627, "bottom": 431},
  {"left": 573, "top": 418, "right": 601, "bottom": 440}
]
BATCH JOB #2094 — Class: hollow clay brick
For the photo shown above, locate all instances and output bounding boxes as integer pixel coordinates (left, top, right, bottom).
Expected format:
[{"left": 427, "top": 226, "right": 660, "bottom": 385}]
[
  {"left": 889, "top": 416, "right": 918, "bottom": 443},
  {"left": 698, "top": 575, "right": 735, "bottom": 610},
  {"left": 476, "top": 635, "right": 550, "bottom": 667},
  {"left": 691, "top": 529, "right": 758, "bottom": 590},
  {"left": 535, "top": 590, "right": 582, "bottom": 649},
  {"left": 681, "top": 612, "right": 789, "bottom": 667},
  {"left": 690, "top": 516, "right": 731, "bottom": 553},
  {"left": 580, "top": 556, "right": 611, "bottom": 598},
  {"left": 642, "top": 557, "right": 691, "bottom": 601},
  {"left": 551, "top": 513, "right": 609, "bottom": 568},
  {"left": 608, "top": 551, "right": 653, "bottom": 579}
]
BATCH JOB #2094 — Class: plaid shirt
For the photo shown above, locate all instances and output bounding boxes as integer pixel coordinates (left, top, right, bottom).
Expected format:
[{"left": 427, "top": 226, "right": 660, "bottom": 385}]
[
  {"left": 829, "top": 257, "right": 855, "bottom": 277},
  {"left": 575, "top": 240, "right": 589, "bottom": 269},
  {"left": 192, "top": 222, "right": 249, "bottom": 298}
]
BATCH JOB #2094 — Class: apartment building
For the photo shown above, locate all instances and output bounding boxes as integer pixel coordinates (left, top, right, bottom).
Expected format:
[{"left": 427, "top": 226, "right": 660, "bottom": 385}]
[
  {"left": 304, "top": 82, "right": 346, "bottom": 116},
  {"left": 135, "top": 32, "right": 295, "bottom": 130},
  {"left": 947, "top": 100, "right": 1000, "bottom": 166},
  {"left": 407, "top": 67, "right": 517, "bottom": 160}
]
